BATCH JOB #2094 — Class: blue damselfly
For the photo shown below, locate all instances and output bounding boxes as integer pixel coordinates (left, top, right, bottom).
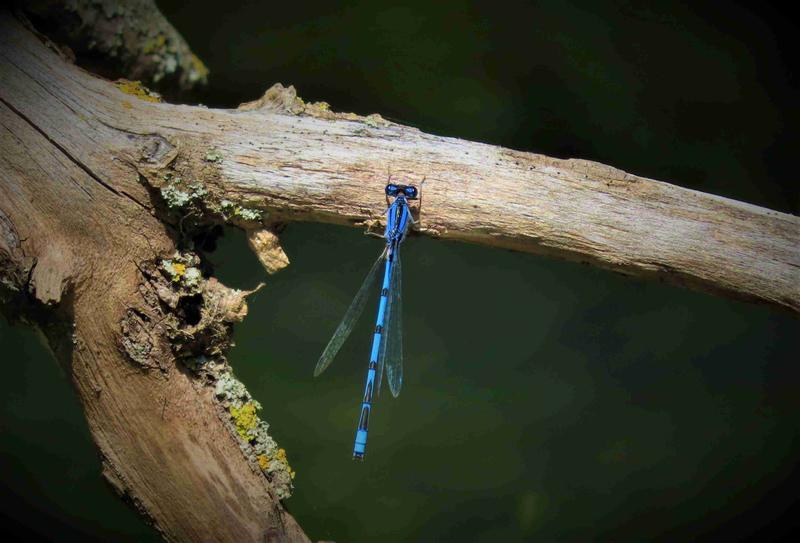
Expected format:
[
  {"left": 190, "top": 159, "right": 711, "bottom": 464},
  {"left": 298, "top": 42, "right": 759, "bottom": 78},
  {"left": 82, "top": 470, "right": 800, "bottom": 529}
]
[{"left": 314, "top": 181, "right": 421, "bottom": 460}]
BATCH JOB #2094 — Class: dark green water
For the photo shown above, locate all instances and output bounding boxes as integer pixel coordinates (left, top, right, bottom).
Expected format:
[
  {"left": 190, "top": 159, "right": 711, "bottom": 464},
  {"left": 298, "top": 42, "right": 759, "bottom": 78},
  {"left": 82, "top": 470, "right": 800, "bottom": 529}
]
[
  {"left": 2, "top": 1, "right": 798, "bottom": 541},
  {"left": 213, "top": 223, "right": 798, "bottom": 542}
]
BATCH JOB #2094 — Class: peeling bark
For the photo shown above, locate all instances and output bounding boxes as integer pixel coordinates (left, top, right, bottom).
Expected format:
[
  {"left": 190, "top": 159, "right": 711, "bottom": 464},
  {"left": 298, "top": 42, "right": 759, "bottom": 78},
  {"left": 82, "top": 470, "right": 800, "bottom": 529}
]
[{"left": 247, "top": 227, "right": 290, "bottom": 274}]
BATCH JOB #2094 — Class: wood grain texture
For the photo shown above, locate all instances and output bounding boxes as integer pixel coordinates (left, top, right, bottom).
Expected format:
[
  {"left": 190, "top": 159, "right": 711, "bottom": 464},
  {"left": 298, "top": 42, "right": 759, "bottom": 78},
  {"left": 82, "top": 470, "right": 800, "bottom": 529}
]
[
  {"left": 4, "top": 10, "right": 796, "bottom": 314},
  {"left": 218, "top": 91, "right": 799, "bottom": 313},
  {"left": 1, "top": 11, "right": 307, "bottom": 543}
]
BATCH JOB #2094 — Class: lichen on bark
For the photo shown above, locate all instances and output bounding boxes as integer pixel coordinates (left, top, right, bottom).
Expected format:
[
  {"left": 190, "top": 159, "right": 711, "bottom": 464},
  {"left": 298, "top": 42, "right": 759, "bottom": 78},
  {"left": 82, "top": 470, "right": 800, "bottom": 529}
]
[
  {"left": 17, "top": 0, "right": 208, "bottom": 95},
  {"left": 121, "top": 250, "right": 295, "bottom": 500}
]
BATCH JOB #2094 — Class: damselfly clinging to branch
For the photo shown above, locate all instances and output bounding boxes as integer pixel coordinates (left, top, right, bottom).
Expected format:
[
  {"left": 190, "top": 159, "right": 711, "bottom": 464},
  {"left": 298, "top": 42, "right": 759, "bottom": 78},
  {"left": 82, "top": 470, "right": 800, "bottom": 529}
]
[{"left": 314, "top": 180, "right": 422, "bottom": 460}]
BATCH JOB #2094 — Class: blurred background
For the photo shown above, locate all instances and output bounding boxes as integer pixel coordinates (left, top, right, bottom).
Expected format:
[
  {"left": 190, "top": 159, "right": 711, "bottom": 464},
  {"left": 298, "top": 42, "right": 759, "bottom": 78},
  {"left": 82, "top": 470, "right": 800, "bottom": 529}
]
[{"left": 1, "top": 1, "right": 798, "bottom": 541}]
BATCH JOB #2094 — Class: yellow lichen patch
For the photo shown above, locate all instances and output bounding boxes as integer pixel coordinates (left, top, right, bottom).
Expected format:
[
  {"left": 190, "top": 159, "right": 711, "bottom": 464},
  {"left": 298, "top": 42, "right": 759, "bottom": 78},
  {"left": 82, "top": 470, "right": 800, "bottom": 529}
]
[
  {"left": 171, "top": 262, "right": 186, "bottom": 281},
  {"left": 273, "top": 448, "right": 296, "bottom": 479},
  {"left": 188, "top": 53, "right": 210, "bottom": 83},
  {"left": 114, "top": 79, "right": 163, "bottom": 103},
  {"left": 142, "top": 34, "right": 168, "bottom": 55},
  {"left": 229, "top": 401, "right": 259, "bottom": 441},
  {"left": 257, "top": 454, "right": 270, "bottom": 470}
]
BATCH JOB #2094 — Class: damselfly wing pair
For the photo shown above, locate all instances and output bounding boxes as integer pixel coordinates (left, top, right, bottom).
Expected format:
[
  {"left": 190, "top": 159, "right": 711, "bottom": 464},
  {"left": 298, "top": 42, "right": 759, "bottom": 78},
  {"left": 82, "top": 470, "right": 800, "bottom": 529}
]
[{"left": 314, "top": 181, "right": 422, "bottom": 460}]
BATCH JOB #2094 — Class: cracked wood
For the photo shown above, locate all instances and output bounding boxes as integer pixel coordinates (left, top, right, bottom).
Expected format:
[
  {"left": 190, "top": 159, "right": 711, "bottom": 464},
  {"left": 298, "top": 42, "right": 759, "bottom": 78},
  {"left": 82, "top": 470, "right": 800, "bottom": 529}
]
[
  {"left": 1, "top": 11, "right": 308, "bottom": 543},
  {"left": 3, "top": 11, "right": 797, "bottom": 313}
]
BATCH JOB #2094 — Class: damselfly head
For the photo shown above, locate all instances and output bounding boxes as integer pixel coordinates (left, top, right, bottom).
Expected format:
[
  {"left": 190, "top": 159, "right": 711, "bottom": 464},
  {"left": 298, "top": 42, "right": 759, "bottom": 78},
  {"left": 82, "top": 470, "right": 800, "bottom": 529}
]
[{"left": 385, "top": 183, "right": 418, "bottom": 200}]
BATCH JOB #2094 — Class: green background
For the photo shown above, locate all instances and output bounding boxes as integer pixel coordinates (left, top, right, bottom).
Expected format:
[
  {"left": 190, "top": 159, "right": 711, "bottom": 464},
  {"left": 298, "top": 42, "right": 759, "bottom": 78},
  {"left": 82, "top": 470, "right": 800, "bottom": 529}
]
[{"left": 2, "top": 1, "right": 798, "bottom": 541}]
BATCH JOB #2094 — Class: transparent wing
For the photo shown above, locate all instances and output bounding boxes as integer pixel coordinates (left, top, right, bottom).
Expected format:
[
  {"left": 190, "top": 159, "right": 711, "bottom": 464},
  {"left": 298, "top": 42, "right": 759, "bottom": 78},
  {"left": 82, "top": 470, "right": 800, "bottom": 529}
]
[
  {"left": 381, "top": 249, "right": 404, "bottom": 398},
  {"left": 314, "top": 249, "right": 386, "bottom": 377}
]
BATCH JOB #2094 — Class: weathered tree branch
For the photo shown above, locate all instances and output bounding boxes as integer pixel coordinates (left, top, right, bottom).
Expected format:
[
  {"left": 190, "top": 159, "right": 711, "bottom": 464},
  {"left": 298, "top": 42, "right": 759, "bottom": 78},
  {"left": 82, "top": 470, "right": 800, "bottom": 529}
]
[
  {"left": 231, "top": 87, "right": 799, "bottom": 313},
  {"left": 14, "top": 0, "right": 208, "bottom": 95},
  {"left": 4, "top": 5, "right": 797, "bottom": 314},
  {"left": 1, "top": 1, "right": 798, "bottom": 540},
  {"left": 1, "top": 11, "right": 306, "bottom": 543}
]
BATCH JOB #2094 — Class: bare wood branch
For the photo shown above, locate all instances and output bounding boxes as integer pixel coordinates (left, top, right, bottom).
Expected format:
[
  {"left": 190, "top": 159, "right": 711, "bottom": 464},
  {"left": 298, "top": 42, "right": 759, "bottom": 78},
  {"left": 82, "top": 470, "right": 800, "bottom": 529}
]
[
  {"left": 4, "top": 8, "right": 796, "bottom": 313},
  {"left": 1, "top": 11, "right": 307, "bottom": 542},
  {"left": 16, "top": 0, "right": 208, "bottom": 94},
  {"left": 226, "top": 86, "right": 799, "bottom": 313}
]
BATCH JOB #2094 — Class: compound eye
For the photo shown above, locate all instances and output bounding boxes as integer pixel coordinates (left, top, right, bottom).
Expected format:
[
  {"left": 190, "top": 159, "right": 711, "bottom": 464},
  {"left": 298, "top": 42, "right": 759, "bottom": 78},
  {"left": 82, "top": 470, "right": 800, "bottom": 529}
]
[
  {"left": 385, "top": 183, "right": 400, "bottom": 196},
  {"left": 404, "top": 186, "right": 418, "bottom": 198}
]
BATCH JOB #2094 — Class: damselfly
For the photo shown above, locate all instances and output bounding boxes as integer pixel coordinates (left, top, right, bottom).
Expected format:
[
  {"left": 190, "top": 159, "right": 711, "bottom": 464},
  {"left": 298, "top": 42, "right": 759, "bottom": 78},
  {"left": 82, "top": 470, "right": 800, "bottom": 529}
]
[{"left": 314, "top": 181, "right": 421, "bottom": 460}]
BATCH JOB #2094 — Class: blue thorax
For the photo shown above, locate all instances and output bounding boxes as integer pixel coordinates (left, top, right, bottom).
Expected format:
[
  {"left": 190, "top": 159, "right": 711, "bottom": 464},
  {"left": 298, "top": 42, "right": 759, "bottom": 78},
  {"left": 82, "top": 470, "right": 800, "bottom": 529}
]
[{"left": 385, "top": 195, "right": 411, "bottom": 246}]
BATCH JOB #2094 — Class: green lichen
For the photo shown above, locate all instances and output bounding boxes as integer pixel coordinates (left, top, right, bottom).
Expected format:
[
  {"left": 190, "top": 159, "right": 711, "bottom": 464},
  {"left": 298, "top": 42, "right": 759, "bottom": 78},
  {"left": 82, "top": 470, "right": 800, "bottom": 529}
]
[
  {"left": 219, "top": 199, "right": 262, "bottom": 223},
  {"left": 364, "top": 113, "right": 386, "bottom": 128},
  {"left": 214, "top": 372, "right": 251, "bottom": 403},
  {"left": 187, "top": 54, "right": 210, "bottom": 84},
  {"left": 152, "top": 49, "right": 180, "bottom": 83},
  {"left": 162, "top": 55, "right": 178, "bottom": 76},
  {"left": 258, "top": 448, "right": 296, "bottom": 484},
  {"left": 213, "top": 371, "right": 294, "bottom": 498},
  {"left": 128, "top": 342, "right": 151, "bottom": 360},
  {"left": 142, "top": 32, "right": 181, "bottom": 84},
  {"left": 120, "top": 335, "right": 153, "bottom": 368},
  {"left": 142, "top": 34, "right": 168, "bottom": 55},
  {"left": 251, "top": 420, "right": 296, "bottom": 498},
  {"left": 160, "top": 181, "right": 207, "bottom": 209},
  {"left": 220, "top": 199, "right": 236, "bottom": 213},
  {"left": 183, "top": 267, "right": 202, "bottom": 289},
  {"left": 205, "top": 149, "right": 224, "bottom": 163},
  {"left": 190, "top": 183, "right": 208, "bottom": 198},
  {"left": 161, "top": 253, "right": 202, "bottom": 292},
  {"left": 234, "top": 207, "right": 262, "bottom": 221},
  {"left": 140, "top": 31, "right": 208, "bottom": 86},
  {"left": 160, "top": 185, "right": 191, "bottom": 208}
]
